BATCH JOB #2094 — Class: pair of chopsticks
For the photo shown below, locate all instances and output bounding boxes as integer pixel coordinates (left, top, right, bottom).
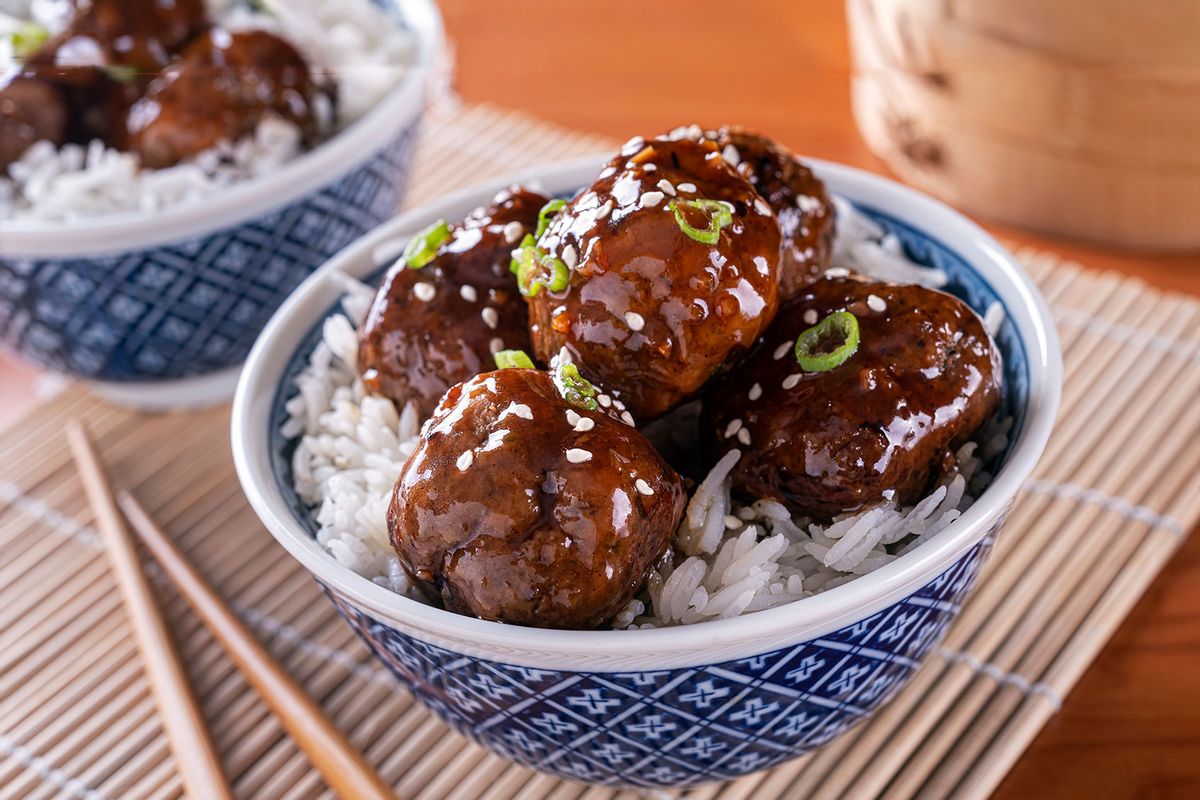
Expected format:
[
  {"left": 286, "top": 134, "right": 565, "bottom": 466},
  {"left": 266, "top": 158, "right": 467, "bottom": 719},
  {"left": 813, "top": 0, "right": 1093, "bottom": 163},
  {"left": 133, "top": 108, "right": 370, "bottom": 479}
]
[{"left": 67, "top": 422, "right": 396, "bottom": 800}]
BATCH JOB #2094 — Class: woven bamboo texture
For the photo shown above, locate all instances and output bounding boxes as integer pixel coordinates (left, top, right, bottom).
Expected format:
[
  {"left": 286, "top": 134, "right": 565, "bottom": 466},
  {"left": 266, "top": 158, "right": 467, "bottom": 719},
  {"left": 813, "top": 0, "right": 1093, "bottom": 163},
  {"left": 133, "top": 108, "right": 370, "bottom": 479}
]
[{"left": 2, "top": 105, "right": 1198, "bottom": 800}]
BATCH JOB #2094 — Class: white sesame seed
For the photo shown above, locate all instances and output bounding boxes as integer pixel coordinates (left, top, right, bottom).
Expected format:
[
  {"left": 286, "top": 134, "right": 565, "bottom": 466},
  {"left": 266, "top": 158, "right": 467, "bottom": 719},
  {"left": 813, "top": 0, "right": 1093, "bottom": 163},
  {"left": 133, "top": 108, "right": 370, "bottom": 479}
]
[
  {"left": 574, "top": 416, "right": 596, "bottom": 432},
  {"left": 489, "top": 337, "right": 505, "bottom": 354},
  {"left": 622, "top": 135, "right": 645, "bottom": 153},
  {"left": 737, "top": 428, "right": 752, "bottom": 446},
  {"left": 867, "top": 294, "right": 887, "bottom": 312},
  {"left": 656, "top": 179, "right": 676, "bottom": 197},
  {"left": 613, "top": 399, "right": 626, "bottom": 411},
  {"left": 624, "top": 311, "right": 646, "bottom": 331},
  {"left": 562, "top": 244, "right": 578, "bottom": 269},
  {"left": 598, "top": 394, "right": 612, "bottom": 408},
  {"left": 782, "top": 373, "right": 802, "bottom": 390},
  {"left": 803, "top": 309, "right": 818, "bottom": 325},
  {"left": 635, "top": 478, "right": 654, "bottom": 496},
  {"left": 566, "top": 448, "right": 592, "bottom": 464},
  {"left": 639, "top": 191, "right": 665, "bottom": 208},
  {"left": 413, "top": 282, "right": 435, "bottom": 302},
  {"left": 724, "top": 514, "right": 741, "bottom": 530},
  {"left": 502, "top": 402, "right": 533, "bottom": 420},
  {"left": 773, "top": 341, "right": 792, "bottom": 360},
  {"left": 456, "top": 450, "right": 473, "bottom": 471},
  {"left": 724, "top": 418, "right": 743, "bottom": 438},
  {"left": 596, "top": 199, "right": 614, "bottom": 220},
  {"left": 502, "top": 221, "right": 524, "bottom": 245},
  {"left": 643, "top": 163, "right": 657, "bottom": 172},
  {"left": 749, "top": 383, "right": 762, "bottom": 401},
  {"left": 621, "top": 411, "right": 635, "bottom": 426},
  {"left": 754, "top": 198, "right": 772, "bottom": 216},
  {"left": 677, "top": 182, "right": 697, "bottom": 193},
  {"left": 566, "top": 409, "right": 581, "bottom": 426},
  {"left": 722, "top": 144, "right": 741, "bottom": 166},
  {"left": 460, "top": 284, "right": 478, "bottom": 303},
  {"left": 481, "top": 307, "right": 499, "bottom": 329},
  {"left": 825, "top": 267, "right": 850, "bottom": 278}
]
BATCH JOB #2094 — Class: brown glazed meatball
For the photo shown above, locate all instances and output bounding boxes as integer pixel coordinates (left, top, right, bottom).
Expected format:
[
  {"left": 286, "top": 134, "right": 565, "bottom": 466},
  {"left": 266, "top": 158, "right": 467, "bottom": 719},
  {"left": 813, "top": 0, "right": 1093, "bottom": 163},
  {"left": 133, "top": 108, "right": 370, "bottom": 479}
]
[
  {"left": 358, "top": 187, "right": 548, "bottom": 417},
  {"left": 127, "top": 28, "right": 315, "bottom": 168},
  {"left": 710, "top": 127, "right": 836, "bottom": 298},
  {"left": 0, "top": 74, "right": 69, "bottom": 171},
  {"left": 390, "top": 367, "right": 686, "bottom": 629},
  {"left": 703, "top": 277, "right": 1002, "bottom": 519},
  {"left": 526, "top": 135, "right": 783, "bottom": 421}
]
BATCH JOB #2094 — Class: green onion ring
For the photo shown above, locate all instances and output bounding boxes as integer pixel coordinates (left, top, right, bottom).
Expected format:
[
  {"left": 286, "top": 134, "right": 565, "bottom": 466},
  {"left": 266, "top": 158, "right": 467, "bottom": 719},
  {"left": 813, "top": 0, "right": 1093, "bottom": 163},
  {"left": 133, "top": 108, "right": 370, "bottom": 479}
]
[
  {"left": 535, "top": 198, "right": 567, "bottom": 238},
  {"left": 794, "top": 311, "right": 860, "bottom": 372},
  {"left": 402, "top": 219, "right": 452, "bottom": 269},
  {"left": 494, "top": 349, "right": 535, "bottom": 370},
  {"left": 512, "top": 236, "right": 570, "bottom": 297},
  {"left": 555, "top": 363, "right": 598, "bottom": 410},
  {"left": 669, "top": 198, "right": 734, "bottom": 245}
]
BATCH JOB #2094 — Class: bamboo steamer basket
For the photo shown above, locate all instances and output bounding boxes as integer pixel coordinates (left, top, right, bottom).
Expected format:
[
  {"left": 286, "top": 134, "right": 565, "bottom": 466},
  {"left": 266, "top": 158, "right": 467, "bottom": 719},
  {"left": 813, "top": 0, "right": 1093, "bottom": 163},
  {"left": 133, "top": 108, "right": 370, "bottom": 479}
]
[{"left": 846, "top": 0, "right": 1200, "bottom": 251}]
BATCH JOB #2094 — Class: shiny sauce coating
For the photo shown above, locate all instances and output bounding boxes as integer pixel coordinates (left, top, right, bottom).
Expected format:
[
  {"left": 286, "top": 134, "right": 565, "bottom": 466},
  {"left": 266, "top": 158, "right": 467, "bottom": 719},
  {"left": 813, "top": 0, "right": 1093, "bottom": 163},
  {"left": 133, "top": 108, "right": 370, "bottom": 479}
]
[
  {"left": 527, "top": 135, "right": 783, "bottom": 421},
  {"left": 703, "top": 276, "right": 1002, "bottom": 519},
  {"left": 390, "top": 368, "right": 685, "bottom": 629}
]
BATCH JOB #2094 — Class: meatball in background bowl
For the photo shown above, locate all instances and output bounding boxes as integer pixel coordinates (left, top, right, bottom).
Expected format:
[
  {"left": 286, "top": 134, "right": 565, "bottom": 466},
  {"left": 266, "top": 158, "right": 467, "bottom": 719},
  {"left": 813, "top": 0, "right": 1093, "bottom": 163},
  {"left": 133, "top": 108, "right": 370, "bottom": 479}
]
[
  {"left": 0, "top": 0, "right": 441, "bottom": 409},
  {"left": 232, "top": 158, "right": 1060, "bottom": 788}
]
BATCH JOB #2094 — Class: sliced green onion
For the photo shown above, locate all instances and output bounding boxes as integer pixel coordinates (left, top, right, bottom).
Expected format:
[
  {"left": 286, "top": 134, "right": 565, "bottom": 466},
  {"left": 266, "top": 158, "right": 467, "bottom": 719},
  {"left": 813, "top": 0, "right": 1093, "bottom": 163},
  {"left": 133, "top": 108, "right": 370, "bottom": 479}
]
[
  {"left": 101, "top": 64, "right": 139, "bottom": 83},
  {"left": 10, "top": 22, "right": 49, "bottom": 60},
  {"left": 494, "top": 349, "right": 535, "bottom": 370},
  {"left": 555, "top": 363, "right": 598, "bottom": 411},
  {"left": 511, "top": 235, "right": 570, "bottom": 297},
  {"left": 670, "top": 198, "right": 733, "bottom": 245},
  {"left": 402, "top": 219, "right": 451, "bottom": 269},
  {"left": 794, "top": 311, "right": 860, "bottom": 372},
  {"left": 535, "top": 198, "right": 567, "bottom": 238}
]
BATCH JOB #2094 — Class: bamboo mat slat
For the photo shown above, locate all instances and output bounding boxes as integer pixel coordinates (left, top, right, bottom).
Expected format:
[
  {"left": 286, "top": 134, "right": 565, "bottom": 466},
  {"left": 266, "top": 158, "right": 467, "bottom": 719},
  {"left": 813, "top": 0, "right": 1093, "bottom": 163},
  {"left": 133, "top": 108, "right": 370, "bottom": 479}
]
[{"left": 2, "top": 103, "right": 1198, "bottom": 800}]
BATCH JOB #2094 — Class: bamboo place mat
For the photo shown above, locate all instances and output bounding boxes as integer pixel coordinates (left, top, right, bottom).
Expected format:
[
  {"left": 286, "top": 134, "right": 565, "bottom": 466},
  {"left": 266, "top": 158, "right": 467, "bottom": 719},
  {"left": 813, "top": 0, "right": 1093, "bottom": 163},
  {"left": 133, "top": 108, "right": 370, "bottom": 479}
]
[{"left": 2, "top": 104, "right": 1199, "bottom": 800}]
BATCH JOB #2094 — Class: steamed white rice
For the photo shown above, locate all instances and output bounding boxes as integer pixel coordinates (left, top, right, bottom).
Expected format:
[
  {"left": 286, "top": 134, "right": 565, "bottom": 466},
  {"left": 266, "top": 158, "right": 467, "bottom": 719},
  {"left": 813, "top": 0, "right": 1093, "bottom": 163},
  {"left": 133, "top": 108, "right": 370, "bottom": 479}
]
[
  {"left": 0, "top": 0, "right": 415, "bottom": 221},
  {"left": 285, "top": 199, "right": 1009, "bottom": 628}
]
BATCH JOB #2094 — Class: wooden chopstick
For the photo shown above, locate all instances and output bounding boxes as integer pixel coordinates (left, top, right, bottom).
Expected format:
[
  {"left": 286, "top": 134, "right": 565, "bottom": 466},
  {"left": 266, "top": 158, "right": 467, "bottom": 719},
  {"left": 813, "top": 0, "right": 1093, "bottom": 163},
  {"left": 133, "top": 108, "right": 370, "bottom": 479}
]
[
  {"left": 66, "top": 422, "right": 234, "bottom": 800},
  {"left": 115, "top": 490, "right": 398, "bottom": 800}
]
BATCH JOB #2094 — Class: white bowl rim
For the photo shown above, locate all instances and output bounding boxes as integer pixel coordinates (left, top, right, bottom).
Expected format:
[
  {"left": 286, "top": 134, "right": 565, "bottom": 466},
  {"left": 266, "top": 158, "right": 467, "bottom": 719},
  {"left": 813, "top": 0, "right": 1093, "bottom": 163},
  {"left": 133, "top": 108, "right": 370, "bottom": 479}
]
[
  {"left": 232, "top": 155, "right": 1062, "bottom": 669},
  {"left": 0, "top": 0, "right": 443, "bottom": 258}
]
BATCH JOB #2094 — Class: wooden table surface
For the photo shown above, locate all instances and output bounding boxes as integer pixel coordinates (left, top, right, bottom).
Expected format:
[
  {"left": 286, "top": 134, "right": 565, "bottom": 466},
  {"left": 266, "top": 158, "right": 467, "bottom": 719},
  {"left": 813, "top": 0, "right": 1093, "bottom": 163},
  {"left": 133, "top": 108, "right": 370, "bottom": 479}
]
[{"left": 437, "top": 1, "right": 1200, "bottom": 797}]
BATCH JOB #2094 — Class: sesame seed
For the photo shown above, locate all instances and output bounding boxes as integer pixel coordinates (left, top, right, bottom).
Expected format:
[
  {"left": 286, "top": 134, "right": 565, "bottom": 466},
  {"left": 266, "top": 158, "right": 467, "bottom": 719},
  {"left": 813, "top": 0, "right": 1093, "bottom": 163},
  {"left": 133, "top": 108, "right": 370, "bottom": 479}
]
[
  {"left": 639, "top": 191, "right": 665, "bottom": 208},
  {"left": 598, "top": 394, "right": 612, "bottom": 408},
  {"left": 737, "top": 428, "right": 751, "bottom": 446},
  {"left": 635, "top": 478, "right": 654, "bottom": 496},
  {"left": 825, "top": 267, "right": 850, "bottom": 278},
  {"left": 782, "top": 373, "right": 802, "bottom": 390},
  {"left": 754, "top": 198, "right": 772, "bottom": 216},
  {"left": 596, "top": 199, "right": 614, "bottom": 220},
  {"left": 677, "top": 182, "right": 697, "bottom": 193},
  {"left": 656, "top": 179, "right": 676, "bottom": 197},
  {"left": 643, "top": 163, "right": 657, "bottom": 172},
  {"left": 621, "top": 411, "right": 635, "bottom": 426},
  {"left": 413, "top": 282, "right": 435, "bottom": 302},
  {"left": 803, "top": 309, "right": 818, "bottom": 325},
  {"left": 456, "top": 450, "right": 473, "bottom": 471},
  {"left": 460, "top": 284, "right": 478, "bottom": 302},
  {"left": 613, "top": 399, "right": 626, "bottom": 411},
  {"left": 566, "top": 409, "right": 581, "bottom": 426},
  {"left": 504, "top": 402, "right": 533, "bottom": 420},
  {"left": 773, "top": 341, "right": 792, "bottom": 360},
  {"left": 867, "top": 294, "right": 887, "bottom": 312},
  {"left": 724, "top": 418, "right": 743, "bottom": 438},
  {"left": 502, "top": 221, "right": 524, "bottom": 244},
  {"left": 481, "top": 307, "right": 499, "bottom": 329},
  {"left": 722, "top": 144, "right": 741, "bottom": 166},
  {"left": 749, "top": 383, "right": 762, "bottom": 401},
  {"left": 566, "top": 448, "right": 592, "bottom": 464},
  {"left": 489, "top": 337, "right": 505, "bottom": 354},
  {"left": 562, "top": 244, "right": 578, "bottom": 269},
  {"left": 622, "top": 135, "right": 645, "bottom": 153},
  {"left": 724, "top": 514, "right": 741, "bottom": 530},
  {"left": 624, "top": 311, "right": 646, "bottom": 331},
  {"left": 574, "top": 416, "right": 596, "bottom": 432}
]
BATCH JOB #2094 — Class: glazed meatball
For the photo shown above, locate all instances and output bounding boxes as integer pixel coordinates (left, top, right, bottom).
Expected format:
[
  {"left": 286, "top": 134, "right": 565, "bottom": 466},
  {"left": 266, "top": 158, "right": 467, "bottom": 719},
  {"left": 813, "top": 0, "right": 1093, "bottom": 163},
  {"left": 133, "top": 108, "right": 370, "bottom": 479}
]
[
  {"left": 526, "top": 135, "right": 783, "bottom": 420},
  {"left": 703, "top": 277, "right": 1002, "bottom": 519},
  {"left": 0, "top": 74, "right": 68, "bottom": 171},
  {"left": 710, "top": 127, "right": 836, "bottom": 298},
  {"left": 127, "top": 28, "right": 316, "bottom": 168},
  {"left": 390, "top": 366, "right": 686, "bottom": 629},
  {"left": 358, "top": 187, "right": 548, "bottom": 417}
]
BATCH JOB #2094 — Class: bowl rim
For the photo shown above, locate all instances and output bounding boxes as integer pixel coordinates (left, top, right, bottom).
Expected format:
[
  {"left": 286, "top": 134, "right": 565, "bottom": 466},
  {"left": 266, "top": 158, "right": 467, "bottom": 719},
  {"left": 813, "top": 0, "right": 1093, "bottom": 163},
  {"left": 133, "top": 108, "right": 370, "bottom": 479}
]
[
  {"left": 0, "top": 0, "right": 443, "bottom": 258},
  {"left": 231, "top": 155, "right": 1062, "bottom": 668}
]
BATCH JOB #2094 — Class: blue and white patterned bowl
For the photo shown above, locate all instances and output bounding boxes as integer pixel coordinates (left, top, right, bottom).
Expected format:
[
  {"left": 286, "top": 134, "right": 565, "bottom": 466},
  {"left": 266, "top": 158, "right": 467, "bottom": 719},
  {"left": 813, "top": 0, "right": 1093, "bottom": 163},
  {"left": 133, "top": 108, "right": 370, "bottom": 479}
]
[
  {"left": 0, "top": 0, "right": 442, "bottom": 408},
  {"left": 231, "top": 159, "right": 1062, "bottom": 788}
]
